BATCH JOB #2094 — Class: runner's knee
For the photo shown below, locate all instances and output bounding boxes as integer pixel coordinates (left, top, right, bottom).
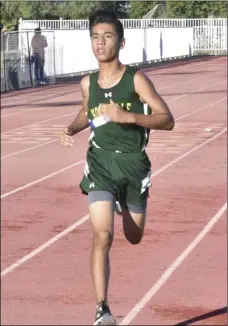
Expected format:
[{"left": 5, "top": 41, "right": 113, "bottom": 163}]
[
  {"left": 124, "top": 226, "right": 143, "bottom": 245},
  {"left": 122, "top": 209, "right": 146, "bottom": 245},
  {"left": 93, "top": 230, "right": 113, "bottom": 250},
  {"left": 88, "top": 191, "right": 115, "bottom": 250}
]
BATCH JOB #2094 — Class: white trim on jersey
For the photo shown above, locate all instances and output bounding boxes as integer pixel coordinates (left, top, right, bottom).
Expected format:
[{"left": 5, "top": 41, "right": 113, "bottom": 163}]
[
  {"left": 88, "top": 130, "right": 101, "bottom": 148},
  {"left": 142, "top": 103, "right": 149, "bottom": 152}
]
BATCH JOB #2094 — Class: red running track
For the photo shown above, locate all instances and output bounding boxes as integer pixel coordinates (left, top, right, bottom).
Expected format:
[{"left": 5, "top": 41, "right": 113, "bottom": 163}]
[{"left": 1, "top": 56, "right": 227, "bottom": 325}]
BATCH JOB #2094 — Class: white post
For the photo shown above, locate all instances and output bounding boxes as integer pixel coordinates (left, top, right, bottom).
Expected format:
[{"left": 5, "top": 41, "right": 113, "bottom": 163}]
[{"left": 18, "top": 17, "right": 23, "bottom": 31}]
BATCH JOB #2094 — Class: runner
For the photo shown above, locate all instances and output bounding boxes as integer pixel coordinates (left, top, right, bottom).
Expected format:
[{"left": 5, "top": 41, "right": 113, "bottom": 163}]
[{"left": 58, "top": 9, "right": 174, "bottom": 325}]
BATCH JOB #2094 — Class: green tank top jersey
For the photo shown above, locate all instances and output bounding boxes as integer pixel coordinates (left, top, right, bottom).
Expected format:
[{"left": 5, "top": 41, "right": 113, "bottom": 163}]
[{"left": 87, "top": 65, "right": 151, "bottom": 153}]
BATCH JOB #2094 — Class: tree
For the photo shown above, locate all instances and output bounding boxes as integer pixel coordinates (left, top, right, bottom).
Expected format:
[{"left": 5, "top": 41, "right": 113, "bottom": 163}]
[
  {"left": 54, "top": 1, "right": 129, "bottom": 19},
  {"left": 0, "top": 1, "right": 58, "bottom": 30},
  {"left": 128, "top": 1, "right": 159, "bottom": 18},
  {"left": 0, "top": 0, "right": 129, "bottom": 30},
  {"left": 165, "top": 1, "right": 227, "bottom": 18},
  {"left": 208, "top": 1, "right": 227, "bottom": 17},
  {"left": 1, "top": 1, "right": 21, "bottom": 30}
]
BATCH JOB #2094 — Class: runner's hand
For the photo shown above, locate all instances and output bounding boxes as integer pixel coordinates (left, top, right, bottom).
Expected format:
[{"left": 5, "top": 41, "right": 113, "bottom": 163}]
[
  {"left": 57, "top": 128, "right": 74, "bottom": 147},
  {"left": 99, "top": 99, "right": 132, "bottom": 124}
]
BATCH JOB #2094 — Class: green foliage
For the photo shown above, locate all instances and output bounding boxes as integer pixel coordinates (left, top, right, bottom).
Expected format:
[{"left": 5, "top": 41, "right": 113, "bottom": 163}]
[
  {"left": 166, "top": 1, "right": 228, "bottom": 18},
  {"left": 1, "top": 0, "right": 227, "bottom": 31},
  {"left": 128, "top": 1, "right": 158, "bottom": 18},
  {"left": 1, "top": 1, "right": 20, "bottom": 30},
  {"left": 54, "top": 1, "right": 128, "bottom": 19},
  {"left": 0, "top": 1, "right": 129, "bottom": 30}
]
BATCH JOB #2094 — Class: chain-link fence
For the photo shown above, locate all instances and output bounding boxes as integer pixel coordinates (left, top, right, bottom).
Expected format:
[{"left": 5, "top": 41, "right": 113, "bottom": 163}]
[{"left": 1, "top": 30, "right": 55, "bottom": 92}]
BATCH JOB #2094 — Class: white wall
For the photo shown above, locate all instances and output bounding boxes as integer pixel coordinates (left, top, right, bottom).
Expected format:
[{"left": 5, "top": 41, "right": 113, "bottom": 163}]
[
  {"left": 15, "top": 27, "right": 193, "bottom": 88},
  {"left": 53, "top": 27, "right": 193, "bottom": 75}
]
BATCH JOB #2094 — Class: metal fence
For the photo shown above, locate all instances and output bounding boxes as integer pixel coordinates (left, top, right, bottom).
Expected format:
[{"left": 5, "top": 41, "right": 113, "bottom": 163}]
[
  {"left": 1, "top": 30, "right": 55, "bottom": 92},
  {"left": 19, "top": 17, "right": 227, "bottom": 30},
  {"left": 193, "top": 25, "right": 227, "bottom": 54}
]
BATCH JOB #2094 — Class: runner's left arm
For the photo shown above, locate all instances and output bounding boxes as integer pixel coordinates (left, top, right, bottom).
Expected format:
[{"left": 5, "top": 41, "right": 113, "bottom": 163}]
[{"left": 132, "top": 71, "right": 175, "bottom": 130}]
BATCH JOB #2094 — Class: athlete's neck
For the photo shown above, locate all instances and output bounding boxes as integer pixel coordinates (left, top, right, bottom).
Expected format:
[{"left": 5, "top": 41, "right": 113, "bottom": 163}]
[{"left": 98, "top": 59, "right": 125, "bottom": 80}]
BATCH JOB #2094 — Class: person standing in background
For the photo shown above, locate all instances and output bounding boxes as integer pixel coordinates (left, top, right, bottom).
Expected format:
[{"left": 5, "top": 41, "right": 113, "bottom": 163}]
[
  {"left": 1, "top": 23, "right": 7, "bottom": 33},
  {"left": 31, "top": 27, "right": 48, "bottom": 85}
]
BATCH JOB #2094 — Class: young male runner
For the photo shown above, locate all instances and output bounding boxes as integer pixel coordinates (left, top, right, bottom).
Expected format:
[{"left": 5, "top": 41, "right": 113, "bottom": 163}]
[{"left": 58, "top": 9, "right": 174, "bottom": 325}]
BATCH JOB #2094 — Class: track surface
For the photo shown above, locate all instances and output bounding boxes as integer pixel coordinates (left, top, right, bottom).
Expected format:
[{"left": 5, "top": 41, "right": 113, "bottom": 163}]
[{"left": 1, "top": 56, "right": 227, "bottom": 325}]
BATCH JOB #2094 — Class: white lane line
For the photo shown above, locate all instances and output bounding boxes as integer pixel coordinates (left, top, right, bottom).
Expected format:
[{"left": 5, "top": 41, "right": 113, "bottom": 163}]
[
  {"left": 2, "top": 78, "right": 223, "bottom": 136},
  {"left": 1, "top": 102, "right": 226, "bottom": 195},
  {"left": 119, "top": 202, "right": 227, "bottom": 325},
  {"left": 148, "top": 96, "right": 226, "bottom": 139},
  {"left": 1, "top": 79, "right": 225, "bottom": 159},
  {"left": 1, "top": 140, "right": 57, "bottom": 159},
  {"left": 155, "top": 71, "right": 222, "bottom": 92},
  {"left": 1, "top": 111, "right": 78, "bottom": 135},
  {"left": 1, "top": 69, "right": 223, "bottom": 120},
  {"left": 151, "top": 128, "right": 226, "bottom": 178},
  {"left": 1, "top": 127, "right": 226, "bottom": 277},
  {"left": 1, "top": 56, "right": 225, "bottom": 109},
  {"left": 173, "top": 96, "right": 227, "bottom": 122},
  {"left": 1, "top": 102, "right": 81, "bottom": 118},
  {"left": 0, "top": 214, "right": 90, "bottom": 278},
  {"left": 1, "top": 88, "right": 80, "bottom": 117},
  {"left": 166, "top": 80, "right": 225, "bottom": 104},
  {"left": 1, "top": 159, "right": 85, "bottom": 199},
  {"left": 145, "top": 56, "right": 225, "bottom": 75},
  {"left": 1, "top": 127, "right": 89, "bottom": 160}
]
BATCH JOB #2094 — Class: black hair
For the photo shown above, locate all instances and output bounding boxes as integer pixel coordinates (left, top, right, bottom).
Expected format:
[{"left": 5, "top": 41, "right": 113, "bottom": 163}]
[{"left": 89, "top": 9, "right": 124, "bottom": 41}]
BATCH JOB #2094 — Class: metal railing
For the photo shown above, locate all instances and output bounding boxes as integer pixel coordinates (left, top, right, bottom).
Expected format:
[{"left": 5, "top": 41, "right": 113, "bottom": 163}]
[{"left": 19, "top": 17, "right": 227, "bottom": 30}]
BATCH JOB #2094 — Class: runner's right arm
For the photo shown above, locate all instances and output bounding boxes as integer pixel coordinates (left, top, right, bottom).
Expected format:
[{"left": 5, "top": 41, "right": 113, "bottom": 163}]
[
  {"left": 67, "top": 75, "right": 90, "bottom": 135},
  {"left": 58, "top": 75, "right": 89, "bottom": 146}
]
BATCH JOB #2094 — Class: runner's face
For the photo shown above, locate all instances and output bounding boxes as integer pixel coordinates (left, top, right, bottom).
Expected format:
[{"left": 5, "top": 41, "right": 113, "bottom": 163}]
[{"left": 91, "top": 23, "right": 123, "bottom": 62}]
